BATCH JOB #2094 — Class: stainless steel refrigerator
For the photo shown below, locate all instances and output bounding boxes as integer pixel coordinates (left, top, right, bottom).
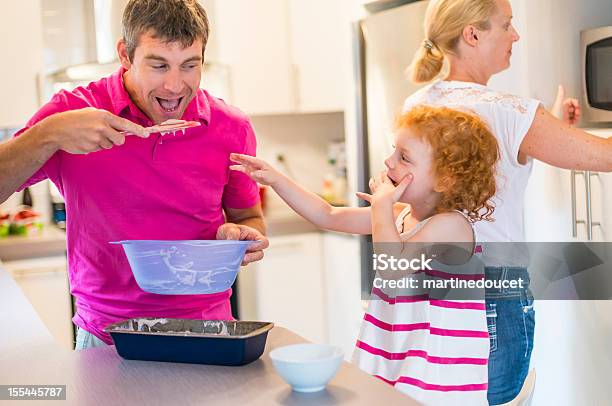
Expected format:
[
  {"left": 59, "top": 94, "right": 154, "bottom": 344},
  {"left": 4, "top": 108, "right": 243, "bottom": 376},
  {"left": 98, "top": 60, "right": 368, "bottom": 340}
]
[{"left": 354, "top": 0, "right": 430, "bottom": 295}]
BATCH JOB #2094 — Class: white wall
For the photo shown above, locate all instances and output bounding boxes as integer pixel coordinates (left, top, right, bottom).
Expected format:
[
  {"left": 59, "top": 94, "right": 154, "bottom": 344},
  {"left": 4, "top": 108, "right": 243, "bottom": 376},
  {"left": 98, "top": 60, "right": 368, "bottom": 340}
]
[
  {"left": 522, "top": 0, "right": 612, "bottom": 109},
  {"left": 0, "top": 1, "right": 44, "bottom": 128},
  {"left": 491, "top": 0, "right": 612, "bottom": 106}
]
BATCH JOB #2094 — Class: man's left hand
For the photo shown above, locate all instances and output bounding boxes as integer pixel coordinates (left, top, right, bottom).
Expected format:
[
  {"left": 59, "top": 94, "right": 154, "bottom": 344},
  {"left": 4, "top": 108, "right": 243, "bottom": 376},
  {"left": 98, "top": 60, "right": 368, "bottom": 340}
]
[{"left": 216, "top": 223, "right": 269, "bottom": 265}]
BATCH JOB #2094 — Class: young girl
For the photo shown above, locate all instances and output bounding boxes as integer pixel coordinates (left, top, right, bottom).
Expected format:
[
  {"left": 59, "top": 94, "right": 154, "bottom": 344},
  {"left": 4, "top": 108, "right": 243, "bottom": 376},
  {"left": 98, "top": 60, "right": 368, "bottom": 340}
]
[{"left": 231, "top": 105, "right": 499, "bottom": 405}]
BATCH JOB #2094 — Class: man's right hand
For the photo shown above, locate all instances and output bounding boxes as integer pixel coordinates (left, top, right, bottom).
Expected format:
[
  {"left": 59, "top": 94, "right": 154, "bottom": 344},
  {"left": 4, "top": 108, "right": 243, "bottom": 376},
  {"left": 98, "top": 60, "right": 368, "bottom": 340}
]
[{"left": 37, "top": 108, "right": 147, "bottom": 154}]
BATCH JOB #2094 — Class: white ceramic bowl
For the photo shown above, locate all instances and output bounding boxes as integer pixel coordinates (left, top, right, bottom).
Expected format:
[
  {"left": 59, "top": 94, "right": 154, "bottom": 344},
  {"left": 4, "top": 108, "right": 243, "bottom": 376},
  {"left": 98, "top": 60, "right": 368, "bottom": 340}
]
[{"left": 269, "top": 343, "right": 344, "bottom": 393}]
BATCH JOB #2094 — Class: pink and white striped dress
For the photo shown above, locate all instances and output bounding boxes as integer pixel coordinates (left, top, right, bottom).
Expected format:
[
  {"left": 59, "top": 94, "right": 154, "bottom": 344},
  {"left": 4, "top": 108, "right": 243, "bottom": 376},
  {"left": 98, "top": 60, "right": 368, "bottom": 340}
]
[{"left": 353, "top": 208, "right": 489, "bottom": 405}]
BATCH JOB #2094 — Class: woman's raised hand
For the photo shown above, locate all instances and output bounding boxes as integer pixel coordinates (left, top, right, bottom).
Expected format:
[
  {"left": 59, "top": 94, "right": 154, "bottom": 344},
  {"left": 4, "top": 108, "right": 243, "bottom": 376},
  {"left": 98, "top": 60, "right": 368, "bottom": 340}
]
[
  {"left": 230, "top": 153, "right": 281, "bottom": 186},
  {"left": 551, "top": 84, "right": 581, "bottom": 126}
]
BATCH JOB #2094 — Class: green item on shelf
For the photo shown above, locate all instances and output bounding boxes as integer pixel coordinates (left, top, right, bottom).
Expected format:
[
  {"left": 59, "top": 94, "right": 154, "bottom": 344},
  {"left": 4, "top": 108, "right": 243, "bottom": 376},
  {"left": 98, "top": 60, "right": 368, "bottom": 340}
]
[{"left": 9, "top": 223, "right": 26, "bottom": 235}]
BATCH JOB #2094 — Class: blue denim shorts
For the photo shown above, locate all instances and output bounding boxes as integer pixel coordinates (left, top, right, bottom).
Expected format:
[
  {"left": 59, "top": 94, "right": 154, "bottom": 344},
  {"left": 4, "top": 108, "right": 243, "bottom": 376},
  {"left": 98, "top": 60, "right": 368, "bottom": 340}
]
[
  {"left": 485, "top": 267, "right": 535, "bottom": 405},
  {"left": 74, "top": 327, "right": 108, "bottom": 351}
]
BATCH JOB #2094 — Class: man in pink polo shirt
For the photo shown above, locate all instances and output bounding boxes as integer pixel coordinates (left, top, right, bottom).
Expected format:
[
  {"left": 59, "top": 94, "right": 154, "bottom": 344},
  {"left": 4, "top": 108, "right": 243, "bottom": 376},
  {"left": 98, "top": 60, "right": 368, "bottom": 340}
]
[{"left": 0, "top": 0, "right": 268, "bottom": 349}]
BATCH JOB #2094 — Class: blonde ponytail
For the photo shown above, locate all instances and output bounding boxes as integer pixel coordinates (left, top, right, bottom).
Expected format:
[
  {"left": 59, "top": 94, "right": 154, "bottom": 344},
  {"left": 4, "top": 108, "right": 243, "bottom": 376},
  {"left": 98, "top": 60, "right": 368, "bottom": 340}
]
[
  {"left": 411, "top": 40, "right": 445, "bottom": 83},
  {"left": 410, "top": 0, "right": 497, "bottom": 83}
]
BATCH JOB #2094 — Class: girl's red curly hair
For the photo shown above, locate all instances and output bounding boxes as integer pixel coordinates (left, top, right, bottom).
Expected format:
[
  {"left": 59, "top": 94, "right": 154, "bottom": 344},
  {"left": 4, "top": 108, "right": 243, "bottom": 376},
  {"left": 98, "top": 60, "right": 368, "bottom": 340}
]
[{"left": 397, "top": 105, "right": 500, "bottom": 222}]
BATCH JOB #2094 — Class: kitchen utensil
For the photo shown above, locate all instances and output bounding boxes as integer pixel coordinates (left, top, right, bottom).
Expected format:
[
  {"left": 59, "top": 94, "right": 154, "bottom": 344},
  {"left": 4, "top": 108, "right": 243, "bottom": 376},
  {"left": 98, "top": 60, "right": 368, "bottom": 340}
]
[
  {"left": 110, "top": 240, "right": 253, "bottom": 294},
  {"left": 121, "top": 119, "right": 201, "bottom": 136},
  {"left": 104, "top": 318, "right": 274, "bottom": 366},
  {"left": 270, "top": 343, "right": 344, "bottom": 392}
]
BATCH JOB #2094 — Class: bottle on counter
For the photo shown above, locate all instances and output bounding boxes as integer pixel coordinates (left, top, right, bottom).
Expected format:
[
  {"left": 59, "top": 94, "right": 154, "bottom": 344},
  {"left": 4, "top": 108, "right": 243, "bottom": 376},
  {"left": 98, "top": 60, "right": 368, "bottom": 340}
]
[
  {"left": 22, "top": 187, "right": 33, "bottom": 207},
  {"left": 49, "top": 182, "right": 66, "bottom": 229},
  {"left": 333, "top": 167, "right": 348, "bottom": 206},
  {"left": 321, "top": 174, "right": 336, "bottom": 203},
  {"left": 320, "top": 158, "right": 348, "bottom": 206},
  {"left": 326, "top": 141, "right": 349, "bottom": 206}
]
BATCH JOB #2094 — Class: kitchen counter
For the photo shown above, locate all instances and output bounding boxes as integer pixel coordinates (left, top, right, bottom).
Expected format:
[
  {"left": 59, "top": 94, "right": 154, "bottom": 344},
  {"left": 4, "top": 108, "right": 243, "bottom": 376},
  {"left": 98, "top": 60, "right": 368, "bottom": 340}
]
[
  {"left": 0, "top": 211, "right": 318, "bottom": 263},
  {"left": 0, "top": 263, "right": 419, "bottom": 405},
  {"left": 265, "top": 210, "right": 321, "bottom": 236},
  {"left": 0, "top": 226, "right": 66, "bottom": 261}
]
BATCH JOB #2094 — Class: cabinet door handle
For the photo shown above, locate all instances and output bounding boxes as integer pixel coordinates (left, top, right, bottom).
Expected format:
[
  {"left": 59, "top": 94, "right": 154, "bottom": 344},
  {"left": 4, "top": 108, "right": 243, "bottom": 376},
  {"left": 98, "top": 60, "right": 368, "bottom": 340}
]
[
  {"left": 585, "top": 170, "right": 593, "bottom": 240},
  {"left": 586, "top": 171, "right": 602, "bottom": 240},
  {"left": 571, "top": 170, "right": 586, "bottom": 238}
]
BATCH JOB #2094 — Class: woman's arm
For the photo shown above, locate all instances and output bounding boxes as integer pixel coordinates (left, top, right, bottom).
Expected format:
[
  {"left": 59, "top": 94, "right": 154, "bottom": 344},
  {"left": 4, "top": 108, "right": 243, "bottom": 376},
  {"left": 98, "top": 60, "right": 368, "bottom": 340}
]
[
  {"left": 519, "top": 105, "right": 612, "bottom": 171},
  {"left": 230, "top": 153, "right": 372, "bottom": 234}
]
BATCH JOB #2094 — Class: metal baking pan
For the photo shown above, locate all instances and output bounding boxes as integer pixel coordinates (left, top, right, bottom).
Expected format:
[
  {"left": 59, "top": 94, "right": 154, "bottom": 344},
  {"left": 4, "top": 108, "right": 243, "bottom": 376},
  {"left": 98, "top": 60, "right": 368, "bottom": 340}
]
[{"left": 104, "top": 318, "right": 274, "bottom": 366}]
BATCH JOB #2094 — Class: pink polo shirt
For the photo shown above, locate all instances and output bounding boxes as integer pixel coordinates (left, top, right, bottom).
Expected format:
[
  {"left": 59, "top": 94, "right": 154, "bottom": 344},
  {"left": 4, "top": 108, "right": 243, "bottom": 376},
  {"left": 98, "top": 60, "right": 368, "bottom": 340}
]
[{"left": 17, "top": 67, "right": 260, "bottom": 344}]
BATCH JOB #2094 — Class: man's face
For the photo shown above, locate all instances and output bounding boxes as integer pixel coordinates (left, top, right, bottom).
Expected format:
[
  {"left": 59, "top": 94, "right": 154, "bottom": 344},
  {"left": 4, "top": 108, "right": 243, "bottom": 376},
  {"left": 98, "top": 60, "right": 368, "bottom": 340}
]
[{"left": 119, "top": 31, "right": 203, "bottom": 124}]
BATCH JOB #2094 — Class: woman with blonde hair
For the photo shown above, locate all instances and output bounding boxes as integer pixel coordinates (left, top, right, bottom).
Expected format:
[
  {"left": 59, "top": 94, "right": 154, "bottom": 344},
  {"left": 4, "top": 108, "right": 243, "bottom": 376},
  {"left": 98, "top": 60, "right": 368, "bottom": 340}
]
[{"left": 404, "top": 0, "right": 612, "bottom": 404}]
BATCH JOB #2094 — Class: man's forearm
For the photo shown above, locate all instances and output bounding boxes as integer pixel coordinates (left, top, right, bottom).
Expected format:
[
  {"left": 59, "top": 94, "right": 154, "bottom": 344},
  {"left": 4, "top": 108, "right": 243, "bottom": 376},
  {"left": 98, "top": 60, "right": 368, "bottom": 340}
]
[
  {"left": 235, "top": 215, "right": 266, "bottom": 235},
  {"left": 0, "top": 125, "right": 57, "bottom": 204}
]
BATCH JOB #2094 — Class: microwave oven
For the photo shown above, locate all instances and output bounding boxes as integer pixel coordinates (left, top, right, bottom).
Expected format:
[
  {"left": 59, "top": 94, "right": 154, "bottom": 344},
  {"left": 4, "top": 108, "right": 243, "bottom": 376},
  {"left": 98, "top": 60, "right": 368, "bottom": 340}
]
[{"left": 581, "top": 26, "right": 612, "bottom": 123}]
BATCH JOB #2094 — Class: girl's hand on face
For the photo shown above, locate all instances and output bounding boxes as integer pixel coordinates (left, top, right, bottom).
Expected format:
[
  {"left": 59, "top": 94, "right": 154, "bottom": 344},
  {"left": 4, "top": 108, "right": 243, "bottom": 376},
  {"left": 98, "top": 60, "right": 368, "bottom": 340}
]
[
  {"left": 229, "top": 153, "right": 281, "bottom": 186},
  {"left": 356, "top": 170, "right": 413, "bottom": 205}
]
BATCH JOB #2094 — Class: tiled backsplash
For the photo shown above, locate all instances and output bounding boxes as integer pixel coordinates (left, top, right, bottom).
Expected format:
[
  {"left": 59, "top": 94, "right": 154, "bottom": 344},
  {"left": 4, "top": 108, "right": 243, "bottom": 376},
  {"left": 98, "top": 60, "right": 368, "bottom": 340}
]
[{"left": 250, "top": 111, "right": 346, "bottom": 212}]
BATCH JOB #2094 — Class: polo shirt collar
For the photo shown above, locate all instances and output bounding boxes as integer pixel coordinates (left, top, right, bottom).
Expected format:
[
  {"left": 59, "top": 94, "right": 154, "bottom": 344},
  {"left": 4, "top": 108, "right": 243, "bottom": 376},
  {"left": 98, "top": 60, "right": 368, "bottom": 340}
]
[{"left": 107, "top": 67, "right": 131, "bottom": 117}]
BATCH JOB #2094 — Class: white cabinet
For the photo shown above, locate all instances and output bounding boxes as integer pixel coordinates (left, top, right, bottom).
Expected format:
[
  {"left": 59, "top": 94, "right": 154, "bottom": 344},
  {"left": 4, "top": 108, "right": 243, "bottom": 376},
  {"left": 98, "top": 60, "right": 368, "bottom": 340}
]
[
  {"left": 0, "top": 1, "right": 44, "bottom": 127},
  {"left": 287, "top": 0, "right": 349, "bottom": 113},
  {"left": 200, "top": 0, "right": 349, "bottom": 115},
  {"left": 588, "top": 169, "right": 612, "bottom": 243},
  {"left": 246, "top": 232, "right": 327, "bottom": 343},
  {"left": 321, "top": 232, "right": 363, "bottom": 359},
  {"left": 209, "top": 0, "right": 293, "bottom": 115},
  {"left": 4, "top": 256, "right": 73, "bottom": 350}
]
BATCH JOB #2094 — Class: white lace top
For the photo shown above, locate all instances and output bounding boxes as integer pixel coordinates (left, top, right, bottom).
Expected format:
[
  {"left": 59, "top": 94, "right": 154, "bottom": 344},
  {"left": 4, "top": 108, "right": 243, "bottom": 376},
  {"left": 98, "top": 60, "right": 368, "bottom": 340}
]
[{"left": 403, "top": 81, "right": 540, "bottom": 264}]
